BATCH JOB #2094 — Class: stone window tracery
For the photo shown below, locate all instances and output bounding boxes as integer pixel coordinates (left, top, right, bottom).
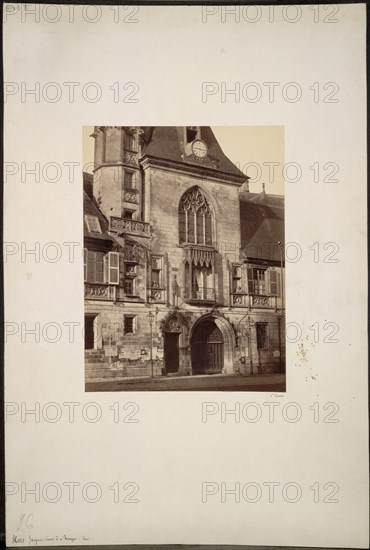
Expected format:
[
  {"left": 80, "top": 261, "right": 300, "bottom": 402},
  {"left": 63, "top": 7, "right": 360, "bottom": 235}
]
[{"left": 179, "top": 187, "right": 212, "bottom": 246}]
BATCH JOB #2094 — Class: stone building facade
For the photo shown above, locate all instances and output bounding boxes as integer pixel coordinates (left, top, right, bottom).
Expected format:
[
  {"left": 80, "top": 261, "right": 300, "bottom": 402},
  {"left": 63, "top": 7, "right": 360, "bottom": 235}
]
[{"left": 84, "top": 126, "right": 285, "bottom": 383}]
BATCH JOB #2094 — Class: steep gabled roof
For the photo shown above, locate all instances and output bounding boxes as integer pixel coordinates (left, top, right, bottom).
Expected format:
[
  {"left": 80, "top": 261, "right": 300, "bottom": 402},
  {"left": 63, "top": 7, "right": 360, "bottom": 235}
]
[
  {"left": 83, "top": 173, "right": 114, "bottom": 243},
  {"left": 239, "top": 191, "right": 284, "bottom": 263},
  {"left": 140, "top": 126, "right": 247, "bottom": 182}
]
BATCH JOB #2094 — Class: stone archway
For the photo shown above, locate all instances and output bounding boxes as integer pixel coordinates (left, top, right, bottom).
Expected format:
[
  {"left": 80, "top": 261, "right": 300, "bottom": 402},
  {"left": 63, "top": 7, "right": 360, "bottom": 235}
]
[{"left": 190, "top": 314, "right": 236, "bottom": 375}]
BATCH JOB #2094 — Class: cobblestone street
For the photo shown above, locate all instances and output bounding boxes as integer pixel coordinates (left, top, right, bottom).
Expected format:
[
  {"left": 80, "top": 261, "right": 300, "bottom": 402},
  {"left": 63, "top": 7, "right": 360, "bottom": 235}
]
[{"left": 86, "top": 373, "right": 286, "bottom": 392}]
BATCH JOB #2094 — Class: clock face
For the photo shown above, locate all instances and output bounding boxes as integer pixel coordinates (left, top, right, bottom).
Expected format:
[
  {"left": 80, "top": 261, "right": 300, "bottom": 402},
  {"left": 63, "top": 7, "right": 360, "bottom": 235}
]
[{"left": 192, "top": 140, "right": 207, "bottom": 158}]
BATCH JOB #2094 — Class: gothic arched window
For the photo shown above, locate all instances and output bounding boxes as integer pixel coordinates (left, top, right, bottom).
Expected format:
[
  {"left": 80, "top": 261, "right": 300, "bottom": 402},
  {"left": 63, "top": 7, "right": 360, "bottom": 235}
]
[{"left": 179, "top": 187, "right": 212, "bottom": 246}]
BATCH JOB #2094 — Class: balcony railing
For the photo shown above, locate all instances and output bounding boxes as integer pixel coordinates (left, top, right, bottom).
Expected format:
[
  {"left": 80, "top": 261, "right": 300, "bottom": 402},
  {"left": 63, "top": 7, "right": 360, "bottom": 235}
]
[
  {"left": 85, "top": 283, "right": 116, "bottom": 301},
  {"left": 184, "top": 287, "right": 216, "bottom": 305},
  {"left": 110, "top": 216, "right": 151, "bottom": 238},
  {"left": 123, "top": 188, "right": 139, "bottom": 204},
  {"left": 232, "top": 293, "right": 278, "bottom": 308}
]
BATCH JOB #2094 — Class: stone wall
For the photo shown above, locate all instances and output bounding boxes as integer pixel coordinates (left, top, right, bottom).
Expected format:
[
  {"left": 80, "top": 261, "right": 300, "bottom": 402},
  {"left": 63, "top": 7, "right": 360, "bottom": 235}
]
[
  {"left": 146, "top": 166, "right": 241, "bottom": 306},
  {"left": 85, "top": 300, "right": 285, "bottom": 379}
]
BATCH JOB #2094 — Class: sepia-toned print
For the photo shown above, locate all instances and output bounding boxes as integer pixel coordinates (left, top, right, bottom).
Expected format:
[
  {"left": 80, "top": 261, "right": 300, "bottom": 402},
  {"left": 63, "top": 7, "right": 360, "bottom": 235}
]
[{"left": 84, "top": 126, "right": 285, "bottom": 391}]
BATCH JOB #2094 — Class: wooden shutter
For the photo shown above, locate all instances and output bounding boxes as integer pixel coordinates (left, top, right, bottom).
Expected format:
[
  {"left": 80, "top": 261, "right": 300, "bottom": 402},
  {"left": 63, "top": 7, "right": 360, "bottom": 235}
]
[
  {"left": 95, "top": 252, "right": 104, "bottom": 283},
  {"left": 107, "top": 252, "right": 120, "bottom": 285},
  {"left": 87, "top": 251, "right": 104, "bottom": 283},
  {"left": 269, "top": 269, "right": 277, "bottom": 295},
  {"left": 87, "top": 250, "right": 95, "bottom": 282},
  {"left": 119, "top": 255, "right": 125, "bottom": 286},
  {"left": 269, "top": 269, "right": 280, "bottom": 296}
]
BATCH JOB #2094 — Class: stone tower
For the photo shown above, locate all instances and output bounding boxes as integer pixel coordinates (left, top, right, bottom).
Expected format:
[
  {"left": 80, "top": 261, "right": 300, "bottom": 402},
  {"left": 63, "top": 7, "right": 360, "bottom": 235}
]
[{"left": 91, "top": 126, "right": 143, "bottom": 221}]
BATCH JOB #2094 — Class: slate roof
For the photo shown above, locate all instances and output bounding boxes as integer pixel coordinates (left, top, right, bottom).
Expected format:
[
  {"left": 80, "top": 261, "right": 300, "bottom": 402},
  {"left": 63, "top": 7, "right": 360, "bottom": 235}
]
[
  {"left": 83, "top": 173, "right": 114, "bottom": 243},
  {"left": 140, "top": 126, "right": 247, "bottom": 182},
  {"left": 239, "top": 191, "right": 284, "bottom": 263}
]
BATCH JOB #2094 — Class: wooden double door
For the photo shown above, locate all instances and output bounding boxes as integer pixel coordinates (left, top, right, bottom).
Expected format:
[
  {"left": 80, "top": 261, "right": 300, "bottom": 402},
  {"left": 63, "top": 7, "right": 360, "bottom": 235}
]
[{"left": 191, "top": 320, "right": 224, "bottom": 375}]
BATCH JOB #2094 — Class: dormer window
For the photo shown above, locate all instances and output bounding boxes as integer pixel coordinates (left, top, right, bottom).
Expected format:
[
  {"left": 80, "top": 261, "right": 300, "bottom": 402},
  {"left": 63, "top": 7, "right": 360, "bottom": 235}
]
[
  {"left": 85, "top": 215, "right": 102, "bottom": 233},
  {"left": 183, "top": 127, "right": 207, "bottom": 158},
  {"left": 186, "top": 126, "right": 199, "bottom": 143}
]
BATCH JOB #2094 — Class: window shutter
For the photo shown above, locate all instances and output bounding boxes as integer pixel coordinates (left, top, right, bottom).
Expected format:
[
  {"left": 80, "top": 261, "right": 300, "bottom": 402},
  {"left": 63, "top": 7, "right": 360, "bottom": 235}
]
[
  {"left": 95, "top": 252, "right": 105, "bottom": 283},
  {"left": 269, "top": 269, "right": 279, "bottom": 296},
  {"left": 104, "top": 254, "right": 108, "bottom": 283},
  {"left": 87, "top": 250, "right": 95, "bottom": 282},
  {"left": 86, "top": 251, "right": 104, "bottom": 283},
  {"left": 108, "top": 252, "right": 120, "bottom": 285},
  {"left": 269, "top": 269, "right": 276, "bottom": 295},
  {"left": 119, "top": 255, "right": 125, "bottom": 286},
  {"left": 247, "top": 267, "right": 254, "bottom": 294}
]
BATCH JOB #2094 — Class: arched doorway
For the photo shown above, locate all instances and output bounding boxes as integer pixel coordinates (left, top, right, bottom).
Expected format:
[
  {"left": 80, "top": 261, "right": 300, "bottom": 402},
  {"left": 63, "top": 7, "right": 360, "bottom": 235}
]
[{"left": 191, "top": 319, "right": 224, "bottom": 374}]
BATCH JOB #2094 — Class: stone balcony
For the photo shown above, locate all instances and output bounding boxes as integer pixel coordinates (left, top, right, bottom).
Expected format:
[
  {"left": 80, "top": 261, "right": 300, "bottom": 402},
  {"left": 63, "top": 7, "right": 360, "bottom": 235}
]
[
  {"left": 110, "top": 216, "right": 151, "bottom": 238},
  {"left": 184, "top": 287, "right": 216, "bottom": 306},
  {"left": 84, "top": 283, "right": 117, "bottom": 301},
  {"left": 232, "top": 293, "right": 278, "bottom": 309}
]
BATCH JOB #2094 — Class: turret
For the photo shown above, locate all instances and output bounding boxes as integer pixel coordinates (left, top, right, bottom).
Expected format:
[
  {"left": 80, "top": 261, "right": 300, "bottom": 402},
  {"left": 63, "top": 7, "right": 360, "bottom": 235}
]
[{"left": 91, "top": 126, "right": 142, "bottom": 221}]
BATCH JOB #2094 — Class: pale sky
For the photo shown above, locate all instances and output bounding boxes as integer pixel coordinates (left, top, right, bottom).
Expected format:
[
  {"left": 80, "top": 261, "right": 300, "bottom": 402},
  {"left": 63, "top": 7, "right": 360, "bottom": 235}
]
[{"left": 83, "top": 126, "right": 284, "bottom": 195}]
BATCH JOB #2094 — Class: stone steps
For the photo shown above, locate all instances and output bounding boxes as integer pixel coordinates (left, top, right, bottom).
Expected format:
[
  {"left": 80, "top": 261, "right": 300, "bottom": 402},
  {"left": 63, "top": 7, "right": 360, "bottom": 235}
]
[
  {"left": 86, "top": 369, "right": 130, "bottom": 380},
  {"left": 85, "top": 350, "right": 105, "bottom": 364},
  {"left": 85, "top": 362, "right": 155, "bottom": 380}
]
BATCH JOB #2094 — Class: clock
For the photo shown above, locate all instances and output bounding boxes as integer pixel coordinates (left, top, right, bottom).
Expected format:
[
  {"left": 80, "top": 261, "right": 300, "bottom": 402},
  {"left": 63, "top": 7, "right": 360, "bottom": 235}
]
[{"left": 192, "top": 139, "right": 208, "bottom": 158}]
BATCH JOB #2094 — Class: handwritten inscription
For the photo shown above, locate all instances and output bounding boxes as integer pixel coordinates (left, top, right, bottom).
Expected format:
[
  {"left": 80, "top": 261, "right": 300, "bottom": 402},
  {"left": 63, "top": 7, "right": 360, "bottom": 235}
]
[{"left": 13, "top": 534, "right": 89, "bottom": 544}]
